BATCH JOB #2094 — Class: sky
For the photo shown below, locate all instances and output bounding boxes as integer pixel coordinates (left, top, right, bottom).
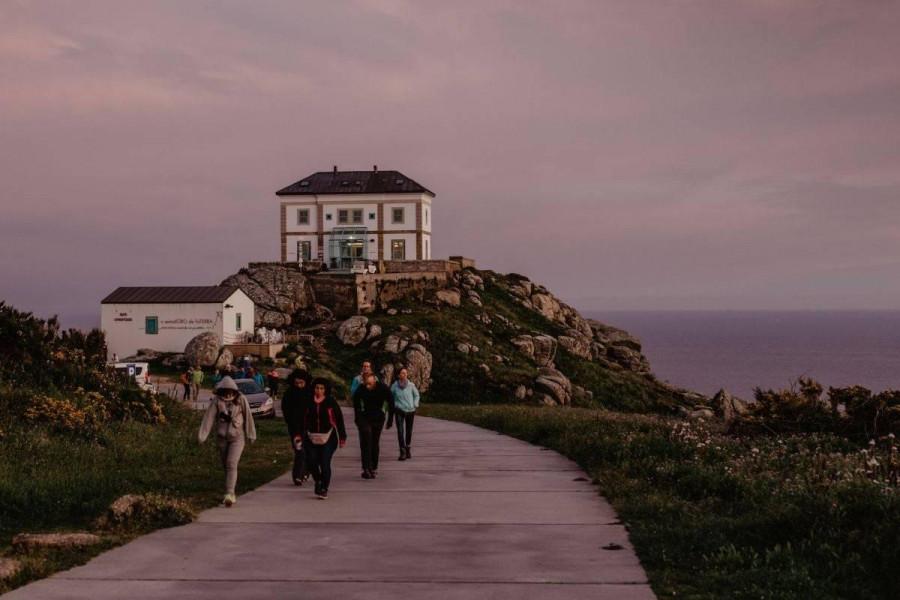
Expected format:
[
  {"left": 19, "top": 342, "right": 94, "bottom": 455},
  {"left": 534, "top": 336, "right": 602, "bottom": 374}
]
[{"left": 1, "top": 0, "right": 899, "bottom": 327}]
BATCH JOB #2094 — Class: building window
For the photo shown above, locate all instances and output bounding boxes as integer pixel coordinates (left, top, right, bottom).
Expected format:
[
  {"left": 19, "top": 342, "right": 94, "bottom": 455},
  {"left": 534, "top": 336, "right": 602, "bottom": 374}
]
[
  {"left": 326, "top": 213, "right": 333, "bottom": 221},
  {"left": 425, "top": 209, "right": 429, "bottom": 226},
  {"left": 145, "top": 316, "right": 158, "bottom": 335},
  {"left": 297, "top": 209, "right": 309, "bottom": 225},
  {"left": 338, "top": 209, "right": 349, "bottom": 224},
  {"left": 352, "top": 209, "right": 363, "bottom": 224},
  {"left": 236, "top": 313, "right": 242, "bottom": 331},
  {"left": 391, "top": 239, "right": 406, "bottom": 260},
  {"left": 425, "top": 239, "right": 429, "bottom": 259},
  {"left": 369, "top": 212, "right": 376, "bottom": 220},
  {"left": 392, "top": 207, "right": 405, "bottom": 224},
  {"left": 297, "top": 241, "right": 311, "bottom": 261}
]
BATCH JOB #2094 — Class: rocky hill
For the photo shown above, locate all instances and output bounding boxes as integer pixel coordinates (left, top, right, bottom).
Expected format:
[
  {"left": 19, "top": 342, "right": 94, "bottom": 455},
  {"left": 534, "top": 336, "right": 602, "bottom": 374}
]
[{"left": 232, "top": 264, "right": 707, "bottom": 412}]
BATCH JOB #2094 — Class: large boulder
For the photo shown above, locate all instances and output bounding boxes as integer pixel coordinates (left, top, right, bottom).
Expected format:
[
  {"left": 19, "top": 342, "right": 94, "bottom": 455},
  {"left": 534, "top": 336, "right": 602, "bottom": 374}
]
[
  {"left": 531, "top": 293, "right": 562, "bottom": 321},
  {"left": 12, "top": 532, "right": 101, "bottom": 550},
  {"left": 221, "top": 263, "right": 316, "bottom": 328},
  {"left": 402, "top": 343, "right": 433, "bottom": 393},
  {"left": 532, "top": 335, "right": 558, "bottom": 367},
  {"left": 533, "top": 367, "right": 572, "bottom": 406},
  {"left": 184, "top": 332, "right": 222, "bottom": 367},
  {"left": 336, "top": 316, "right": 369, "bottom": 346},
  {"left": 435, "top": 288, "right": 461, "bottom": 307}
]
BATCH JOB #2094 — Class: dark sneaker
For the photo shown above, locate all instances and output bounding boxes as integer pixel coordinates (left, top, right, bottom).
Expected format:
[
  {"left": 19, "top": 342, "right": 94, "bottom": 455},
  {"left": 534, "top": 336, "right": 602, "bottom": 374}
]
[
  {"left": 399, "top": 450, "right": 407, "bottom": 461},
  {"left": 293, "top": 477, "right": 304, "bottom": 486},
  {"left": 370, "top": 470, "right": 378, "bottom": 479},
  {"left": 361, "top": 470, "right": 372, "bottom": 479},
  {"left": 405, "top": 447, "right": 412, "bottom": 459},
  {"left": 318, "top": 489, "right": 328, "bottom": 500}
]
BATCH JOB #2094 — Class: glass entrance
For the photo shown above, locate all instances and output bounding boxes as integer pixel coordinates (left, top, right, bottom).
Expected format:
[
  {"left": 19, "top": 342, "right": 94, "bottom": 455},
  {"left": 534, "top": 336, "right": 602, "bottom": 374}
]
[{"left": 327, "top": 227, "right": 369, "bottom": 270}]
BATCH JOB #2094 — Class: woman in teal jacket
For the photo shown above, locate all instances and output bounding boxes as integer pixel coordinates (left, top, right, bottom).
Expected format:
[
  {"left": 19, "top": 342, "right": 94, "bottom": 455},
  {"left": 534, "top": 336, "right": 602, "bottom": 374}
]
[{"left": 387, "top": 367, "right": 420, "bottom": 461}]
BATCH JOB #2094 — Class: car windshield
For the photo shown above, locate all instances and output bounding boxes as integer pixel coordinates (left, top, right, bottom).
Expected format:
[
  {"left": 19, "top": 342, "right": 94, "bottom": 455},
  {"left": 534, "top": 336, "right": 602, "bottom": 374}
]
[{"left": 237, "top": 381, "right": 263, "bottom": 395}]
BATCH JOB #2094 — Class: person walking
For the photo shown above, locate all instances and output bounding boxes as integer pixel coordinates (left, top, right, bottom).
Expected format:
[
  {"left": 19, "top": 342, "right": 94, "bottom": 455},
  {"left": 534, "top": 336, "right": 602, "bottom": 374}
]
[
  {"left": 266, "top": 368, "right": 280, "bottom": 396},
  {"left": 352, "top": 372, "right": 392, "bottom": 479},
  {"left": 349, "top": 360, "right": 376, "bottom": 397},
  {"left": 281, "top": 369, "right": 312, "bottom": 486},
  {"left": 250, "top": 367, "right": 265, "bottom": 389},
  {"left": 301, "top": 378, "right": 347, "bottom": 499},
  {"left": 181, "top": 368, "right": 192, "bottom": 400},
  {"left": 191, "top": 365, "right": 204, "bottom": 401},
  {"left": 388, "top": 367, "right": 420, "bottom": 461},
  {"left": 198, "top": 376, "right": 257, "bottom": 506}
]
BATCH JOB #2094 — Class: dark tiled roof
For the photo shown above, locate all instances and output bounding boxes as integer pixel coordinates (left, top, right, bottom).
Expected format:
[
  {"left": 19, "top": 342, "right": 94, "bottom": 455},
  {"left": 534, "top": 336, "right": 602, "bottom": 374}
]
[
  {"left": 276, "top": 170, "right": 434, "bottom": 197},
  {"left": 101, "top": 286, "right": 241, "bottom": 304}
]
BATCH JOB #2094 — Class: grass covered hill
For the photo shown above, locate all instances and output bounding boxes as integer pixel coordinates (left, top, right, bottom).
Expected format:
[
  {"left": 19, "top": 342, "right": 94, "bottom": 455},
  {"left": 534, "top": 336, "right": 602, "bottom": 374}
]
[{"left": 292, "top": 268, "right": 705, "bottom": 414}]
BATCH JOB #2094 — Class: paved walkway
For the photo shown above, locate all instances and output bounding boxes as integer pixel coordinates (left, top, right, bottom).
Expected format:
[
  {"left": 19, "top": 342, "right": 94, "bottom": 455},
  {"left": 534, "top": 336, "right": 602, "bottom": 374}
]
[{"left": 4, "top": 413, "right": 654, "bottom": 599}]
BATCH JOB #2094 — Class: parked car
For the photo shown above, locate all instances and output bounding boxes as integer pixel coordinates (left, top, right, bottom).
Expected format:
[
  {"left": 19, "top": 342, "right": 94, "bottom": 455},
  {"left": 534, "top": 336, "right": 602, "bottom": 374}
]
[
  {"left": 112, "top": 362, "right": 155, "bottom": 392},
  {"left": 234, "top": 378, "right": 276, "bottom": 419}
]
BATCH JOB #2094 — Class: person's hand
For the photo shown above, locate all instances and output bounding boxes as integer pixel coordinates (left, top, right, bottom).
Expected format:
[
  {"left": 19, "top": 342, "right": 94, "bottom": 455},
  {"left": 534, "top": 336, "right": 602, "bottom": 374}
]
[
  {"left": 339, "top": 439, "right": 346, "bottom": 448},
  {"left": 385, "top": 421, "right": 392, "bottom": 430}
]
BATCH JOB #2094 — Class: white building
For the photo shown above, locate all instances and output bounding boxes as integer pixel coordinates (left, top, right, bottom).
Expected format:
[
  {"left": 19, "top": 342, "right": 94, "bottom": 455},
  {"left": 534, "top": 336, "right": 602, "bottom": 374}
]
[
  {"left": 100, "top": 286, "right": 254, "bottom": 359},
  {"left": 277, "top": 166, "right": 435, "bottom": 269}
]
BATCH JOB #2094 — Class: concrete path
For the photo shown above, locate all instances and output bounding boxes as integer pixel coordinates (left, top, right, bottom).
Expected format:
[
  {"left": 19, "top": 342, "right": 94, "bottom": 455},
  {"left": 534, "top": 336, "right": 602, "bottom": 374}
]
[{"left": 4, "top": 412, "right": 655, "bottom": 600}]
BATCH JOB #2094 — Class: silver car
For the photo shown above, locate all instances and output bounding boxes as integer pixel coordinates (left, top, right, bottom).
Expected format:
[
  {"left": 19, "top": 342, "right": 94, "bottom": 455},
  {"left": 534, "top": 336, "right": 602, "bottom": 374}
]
[{"left": 234, "top": 378, "right": 276, "bottom": 419}]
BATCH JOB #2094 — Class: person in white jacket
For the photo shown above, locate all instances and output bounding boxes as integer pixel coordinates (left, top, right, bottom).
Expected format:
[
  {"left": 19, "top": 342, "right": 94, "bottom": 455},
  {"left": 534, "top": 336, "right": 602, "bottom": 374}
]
[
  {"left": 387, "top": 367, "right": 420, "bottom": 461},
  {"left": 199, "top": 376, "right": 257, "bottom": 506}
]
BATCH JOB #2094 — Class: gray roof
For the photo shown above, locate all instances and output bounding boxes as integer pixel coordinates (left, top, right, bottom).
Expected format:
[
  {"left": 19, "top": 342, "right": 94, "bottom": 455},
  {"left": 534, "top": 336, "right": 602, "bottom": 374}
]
[
  {"left": 101, "top": 286, "right": 241, "bottom": 304},
  {"left": 276, "top": 169, "right": 434, "bottom": 197}
]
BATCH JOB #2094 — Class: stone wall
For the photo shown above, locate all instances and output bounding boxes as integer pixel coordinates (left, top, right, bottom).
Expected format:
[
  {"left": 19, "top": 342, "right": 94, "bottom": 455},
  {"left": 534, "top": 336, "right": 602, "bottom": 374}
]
[
  {"left": 383, "top": 260, "right": 460, "bottom": 274},
  {"left": 308, "top": 270, "right": 450, "bottom": 317},
  {"left": 449, "top": 256, "right": 477, "bottom": 269}
]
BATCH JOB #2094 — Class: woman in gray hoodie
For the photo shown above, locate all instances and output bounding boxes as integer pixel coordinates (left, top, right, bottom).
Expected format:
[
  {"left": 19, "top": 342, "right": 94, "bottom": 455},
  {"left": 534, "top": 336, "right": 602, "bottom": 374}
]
[{"left": 199, "top": 376, "right": 257, "bottom": 506}]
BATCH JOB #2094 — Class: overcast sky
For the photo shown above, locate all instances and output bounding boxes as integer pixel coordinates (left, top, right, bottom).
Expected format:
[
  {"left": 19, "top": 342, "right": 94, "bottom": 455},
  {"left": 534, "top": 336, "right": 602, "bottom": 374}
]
[{"left": 2, "top": 1, "right": 899, "bottom": 325}]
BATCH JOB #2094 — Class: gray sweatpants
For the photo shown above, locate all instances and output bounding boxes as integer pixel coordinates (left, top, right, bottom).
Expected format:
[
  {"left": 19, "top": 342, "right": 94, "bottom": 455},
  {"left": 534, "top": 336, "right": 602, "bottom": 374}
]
[{"left": 216, "top": 435, "right": 245, "bottom": 495}]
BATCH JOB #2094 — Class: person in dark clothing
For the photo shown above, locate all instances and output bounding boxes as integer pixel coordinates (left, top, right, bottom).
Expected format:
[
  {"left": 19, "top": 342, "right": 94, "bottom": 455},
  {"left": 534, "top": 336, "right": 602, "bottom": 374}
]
[
  {"left": 281, "top": 369, "right": 312, "bottom": 486},
  {"left": 301, "top": 377, "right": 347, "bottom": 499},
  {"left": 352, "top": 372, "right": 392, "bottom": 479}
]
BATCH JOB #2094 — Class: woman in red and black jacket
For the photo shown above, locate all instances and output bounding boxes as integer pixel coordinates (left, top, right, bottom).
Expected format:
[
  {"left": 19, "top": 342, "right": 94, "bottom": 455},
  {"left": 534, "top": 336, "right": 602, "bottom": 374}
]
[{"left": 301, "top": 377, "right": 347, "bottom": 499}]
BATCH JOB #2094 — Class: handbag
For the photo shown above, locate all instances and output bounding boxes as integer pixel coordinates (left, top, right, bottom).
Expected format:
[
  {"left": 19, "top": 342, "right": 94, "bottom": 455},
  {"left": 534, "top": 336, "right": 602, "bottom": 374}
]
[{"left": 307, "top": 428, "right": 334, "bottom": 445}]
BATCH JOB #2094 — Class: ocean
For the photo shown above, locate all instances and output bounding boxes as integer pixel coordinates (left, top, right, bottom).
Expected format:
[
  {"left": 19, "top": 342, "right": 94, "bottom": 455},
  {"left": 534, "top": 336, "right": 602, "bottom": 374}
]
[{"left": 584, "top": 311, "right": 900, "bottom": 400}]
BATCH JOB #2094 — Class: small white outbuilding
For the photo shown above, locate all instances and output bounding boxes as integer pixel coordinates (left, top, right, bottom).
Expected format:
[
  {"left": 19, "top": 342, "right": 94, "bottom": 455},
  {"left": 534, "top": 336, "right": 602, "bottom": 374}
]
[{"left": 100, "top": 286, "right": 254, "bottom": 359}]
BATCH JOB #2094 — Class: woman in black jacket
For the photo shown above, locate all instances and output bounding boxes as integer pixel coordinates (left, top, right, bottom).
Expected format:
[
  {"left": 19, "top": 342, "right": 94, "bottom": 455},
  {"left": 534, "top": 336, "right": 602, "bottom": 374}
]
[
  {"left": 302, "top": 377, "right": 347, "bottom": 499},
  {"left": 281, "top": 369, "right": 312, "bottom": 486}
]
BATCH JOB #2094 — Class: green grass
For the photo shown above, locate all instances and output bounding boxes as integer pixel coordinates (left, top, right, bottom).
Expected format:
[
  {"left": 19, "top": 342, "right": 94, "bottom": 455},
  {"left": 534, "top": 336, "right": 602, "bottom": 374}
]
[
  {"left": 0, "top": 396, "right": 292, "bottom": 594},
  {"left": 420, "top": 404, "right": 900, "bottom": 600}
]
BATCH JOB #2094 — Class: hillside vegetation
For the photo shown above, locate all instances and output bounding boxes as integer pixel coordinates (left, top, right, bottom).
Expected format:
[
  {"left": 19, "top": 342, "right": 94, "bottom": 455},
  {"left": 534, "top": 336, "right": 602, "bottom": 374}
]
[{"left": 0, "top": 303, "right": 290, "bottom": 594}]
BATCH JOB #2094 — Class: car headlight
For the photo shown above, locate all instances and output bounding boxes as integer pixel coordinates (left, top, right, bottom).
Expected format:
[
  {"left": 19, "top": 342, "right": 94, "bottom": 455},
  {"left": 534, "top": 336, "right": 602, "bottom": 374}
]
[{"left": 264, "top": 397, "right": 274, "bottom": 406}]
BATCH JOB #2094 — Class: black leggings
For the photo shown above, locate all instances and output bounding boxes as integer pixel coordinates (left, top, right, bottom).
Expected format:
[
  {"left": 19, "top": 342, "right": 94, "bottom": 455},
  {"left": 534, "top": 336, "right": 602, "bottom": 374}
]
[
  {"left": 305, "top": 433, "right": 338, "bottom": 490},
  {"left": 290, "top": 439, "right": 308, "bottom": 481},
  {"left": 357, "top": 415, "right": 385, "bottom": 471},
  {"left": 395, "top": 410, "right": 415, "bottom": 449}
]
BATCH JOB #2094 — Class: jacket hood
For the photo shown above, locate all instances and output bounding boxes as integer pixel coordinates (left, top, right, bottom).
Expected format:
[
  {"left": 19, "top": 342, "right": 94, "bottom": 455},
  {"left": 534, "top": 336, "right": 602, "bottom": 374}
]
[{"left": 215, "top": 376, "right": 239, "bottom": 392}]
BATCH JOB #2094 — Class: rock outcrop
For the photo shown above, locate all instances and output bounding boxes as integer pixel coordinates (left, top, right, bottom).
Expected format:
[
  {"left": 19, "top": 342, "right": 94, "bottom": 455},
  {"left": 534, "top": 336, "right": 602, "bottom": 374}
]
[
  {"left": 221, "top": 263, "right": 324, "bottom": 329},
  {"left": 710, "top": 389, "right": 749, "bottom": 422}
]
